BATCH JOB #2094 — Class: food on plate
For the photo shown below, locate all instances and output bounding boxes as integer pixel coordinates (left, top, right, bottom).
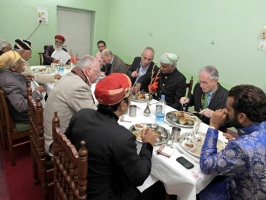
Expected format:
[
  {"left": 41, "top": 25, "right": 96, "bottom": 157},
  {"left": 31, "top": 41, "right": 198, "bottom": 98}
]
[
  {"left": 134, "top": 123, "right": 144, "bottom": 131},
  {"left": 186, "top": 119, "right": 194, "bottom": 125},
  {"left": 135, "top": 124, "right": 143, "bottom": 128},
  {"left": 132, "top": 129, "right": 162, "bottom": 142},
  {"left": 33, "top": 68, "right": 47, "bottom": 73},
  {"left": 138, "top": 93, "right": 145, "bottom": 100},
  {"left": 185, "top": 143, "right": 194, "bottom": 148},
  {"left": 178, "top": 118, "right": 186, "bottom": 125}
]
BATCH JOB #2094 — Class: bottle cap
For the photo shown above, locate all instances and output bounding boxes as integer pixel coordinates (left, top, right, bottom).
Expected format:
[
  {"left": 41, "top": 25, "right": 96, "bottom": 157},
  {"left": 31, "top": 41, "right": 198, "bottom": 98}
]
[{"left": 161, "top": 94, "right": 165, "bottom": 99}]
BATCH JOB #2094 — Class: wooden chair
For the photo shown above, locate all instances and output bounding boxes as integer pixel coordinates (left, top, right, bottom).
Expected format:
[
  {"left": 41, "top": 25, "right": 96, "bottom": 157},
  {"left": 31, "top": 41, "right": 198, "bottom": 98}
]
[
  {"left": 0, "top": 90, "right": 30, "bottom": 166},
  {"left": 0, "top": 94, "right": 7, "bottom": 150},
  {"left": 38, "top": 52, "right": 44, "bottom": 65},
  {"left": 125, "top": 63, "right": 131, "bottom": 70},
  {"left": 185, "top": 76, "right": 193, "bottom": 111},
  {"left": 27, "top": 83, "right": 54, "bottom": 200},
  {"left": 52, "top": 112, "right": 88, "bottom": 200}
]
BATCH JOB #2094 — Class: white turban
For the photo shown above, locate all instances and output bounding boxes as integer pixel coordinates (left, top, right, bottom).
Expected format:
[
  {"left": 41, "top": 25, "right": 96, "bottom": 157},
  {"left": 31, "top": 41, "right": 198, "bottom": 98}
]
[{"left": 160, "top": 53, "right": 178, "bottom": 65}]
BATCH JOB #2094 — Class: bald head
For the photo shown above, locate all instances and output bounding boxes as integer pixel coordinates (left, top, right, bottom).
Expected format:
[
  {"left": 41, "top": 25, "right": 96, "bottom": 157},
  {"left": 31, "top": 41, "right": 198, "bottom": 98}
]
[{"left": 101, "top": 49, "right": 113, "bottom": 64}]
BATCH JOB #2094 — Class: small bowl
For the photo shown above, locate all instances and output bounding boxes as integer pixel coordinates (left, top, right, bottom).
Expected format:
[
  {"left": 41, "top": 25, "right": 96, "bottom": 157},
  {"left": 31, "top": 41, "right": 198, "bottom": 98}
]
[{"left": 134, "top": 124, "right": 144, "bottom": 131}]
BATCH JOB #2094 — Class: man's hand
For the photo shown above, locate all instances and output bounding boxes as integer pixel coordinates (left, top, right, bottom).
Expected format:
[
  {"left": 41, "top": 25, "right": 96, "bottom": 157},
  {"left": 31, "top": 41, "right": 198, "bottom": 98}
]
[
  {"left": 35, "top": 86, "right": 46, "bottom": 93},
  {"left": 209, "top": 109, "right": 227, "bottom": 130},
  {"left": 131, "top": 68, "right": 139, "bottom": 78},
  {"left": 53, "top": 59, "right": 59, "bottom": 63},
  {"left": 180, "top": 97, "right": 190, "bottom": 105},
  {"left": 54, "top": 74, "right": 61, "bottom": 80},
  {"left": 223, "top": 133, "right": 235, "bottom": 141},
  {"left": 24, "top": 74, "right": 34, "bottom": 81},
  {"left": 200, "top": 108, "right": 214, "bottom": 118},
  {"left": 133, "top": 83, "right": 141, "bottom": 94},
  {"left": 141, "top": 128, "right": 156, "bottom": 146}
]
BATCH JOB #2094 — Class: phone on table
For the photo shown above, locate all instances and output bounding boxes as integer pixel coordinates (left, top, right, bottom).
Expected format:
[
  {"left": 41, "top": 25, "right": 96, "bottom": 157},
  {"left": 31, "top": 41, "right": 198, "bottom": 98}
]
[{"left": 176, "top": 156, "right": 194, "bottom": 169}]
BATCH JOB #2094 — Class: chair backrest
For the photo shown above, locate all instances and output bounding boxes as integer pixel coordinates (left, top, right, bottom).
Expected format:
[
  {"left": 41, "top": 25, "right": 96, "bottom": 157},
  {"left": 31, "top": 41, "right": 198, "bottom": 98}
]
[
  {"left": 52, "top": 112, "right": 88, "bottom": 200},
  {"left": 125, "top": 63, "right": 131, "bottom": 70},
  {"left": 38, "top": 53, "right": 44, "bottom": 65},
  {"left": 186, "top": 76, "right": 193, "bottom": 97}
]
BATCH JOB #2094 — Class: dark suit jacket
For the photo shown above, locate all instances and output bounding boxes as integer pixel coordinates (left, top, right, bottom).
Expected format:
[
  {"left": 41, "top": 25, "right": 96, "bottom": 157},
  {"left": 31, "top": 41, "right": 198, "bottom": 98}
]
[
  {"left": 65, "top": 108, "right": 153, "bottom": 200},
  {"left": 101, "top": 55, "right": 127, "bottom": 75},
  {"left": 188, "top": 83, "right": 229, "bottom": 131},
  {"left": 137, "top": 68, "right": 186, "bottom": 110},
  {"left": 126, "top": 57, "right": 158, "bottom": 91},
  {"left": 43, "top": 45, "right": 68, "bottom": 65}
]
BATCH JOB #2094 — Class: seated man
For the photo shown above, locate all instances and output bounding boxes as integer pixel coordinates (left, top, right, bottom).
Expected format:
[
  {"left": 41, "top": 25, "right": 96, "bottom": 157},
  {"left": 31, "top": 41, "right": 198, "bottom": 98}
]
[
  {"left": 0, "top": 51, "right": 45, "bottom": 130},
  {"left": 95, "top": 40, "right": 106, "bottom": 66},
  {"left": 43, "top": 55, "right": 100, "bottom": 154},
  {"left": 101, "top": 49, "right": 127, "bottom": 75},
  {"left": 65, "top": 73, "right": 165, "bottom": 200},
  {"left": 126, "top": 47, "right": 158, "bottom": 91},
  {"left": 134, "top": 53, "right": 186, "bottom": 110},
  {"left": 0, "top": 39, "right": 12, "bottom": 56},
  {"left": 43, "top": 34, "right": 67, "bottom": 65},
  {"left": 199, "top": 84, "right": 266, "bottom": 199},
  {"left": 180, "top": 66, "right": 228, "bottom": 131},
  {"left": 14, "top": 39, "right": 61, "bottom": 83}
]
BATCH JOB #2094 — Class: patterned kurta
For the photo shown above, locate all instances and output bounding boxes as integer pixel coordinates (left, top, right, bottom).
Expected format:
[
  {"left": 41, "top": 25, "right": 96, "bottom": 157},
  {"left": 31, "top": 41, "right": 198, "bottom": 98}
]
[{"left": 200, "top": 122, "right": 266, "bottom": 200}]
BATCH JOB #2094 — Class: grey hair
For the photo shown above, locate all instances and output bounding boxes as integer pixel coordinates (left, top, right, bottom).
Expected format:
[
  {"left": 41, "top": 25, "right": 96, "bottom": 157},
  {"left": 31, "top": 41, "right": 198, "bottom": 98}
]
[
  {"left": 142, "top": 47, "right": 155, "bottom": 54},
  {"left": 102, "top": 49, "right": 113, "bottom": 56},
  {"left": 0, "top": 40, "right": 8, "bottom": 50},
  {"left": 77, "top": 55, "right": 95, "bottom": 69},
  {"left": 5, "top": 60, "right": 18, "bottom": 70},
  {"left": 199, "top": 65, "right": 219, "bottom": 79}
]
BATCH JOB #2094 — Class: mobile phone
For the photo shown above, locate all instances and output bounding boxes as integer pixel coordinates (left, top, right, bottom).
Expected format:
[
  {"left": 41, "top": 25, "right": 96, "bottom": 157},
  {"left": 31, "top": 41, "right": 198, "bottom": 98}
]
[{"left": 176, "top": 156, "right": 194, "bottom": 169}]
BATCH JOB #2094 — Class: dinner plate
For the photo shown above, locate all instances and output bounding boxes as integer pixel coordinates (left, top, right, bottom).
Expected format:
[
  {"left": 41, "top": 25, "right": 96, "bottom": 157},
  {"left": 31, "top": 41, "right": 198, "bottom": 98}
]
[
  {"left": 129, "top": 123, "right": 170, "bottom": 145},
  {"left": 165, "top": 111, "right": 197, "bottom": 128},
  {"left": 131, "top": 92, "right": 149, "bottom": 103},
  {"left": 179, "top": 132, "right": 226, "bottom": 157},
  {"left": 32, "top": 67, "right": 47, "bottom": 74}
]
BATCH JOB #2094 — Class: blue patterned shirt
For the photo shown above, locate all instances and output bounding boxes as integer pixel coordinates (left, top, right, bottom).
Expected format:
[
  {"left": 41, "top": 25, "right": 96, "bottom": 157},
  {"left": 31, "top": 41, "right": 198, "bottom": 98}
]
[{"left": 200, "top": 122, "right": 266, "bottom": 200}]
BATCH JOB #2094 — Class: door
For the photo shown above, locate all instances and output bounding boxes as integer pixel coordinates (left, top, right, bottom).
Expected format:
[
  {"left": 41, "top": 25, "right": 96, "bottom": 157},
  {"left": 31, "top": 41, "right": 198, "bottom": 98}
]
[{"left": 57, "top": 8, "right": 91, "bottom": 60}]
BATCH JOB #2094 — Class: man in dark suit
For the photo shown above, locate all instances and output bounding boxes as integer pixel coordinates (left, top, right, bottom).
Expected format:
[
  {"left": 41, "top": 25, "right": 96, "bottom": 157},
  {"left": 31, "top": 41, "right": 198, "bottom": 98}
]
[
  {"left": 65, "top": 73, "right": 165, "bottom": 200},
  {"left": 126, "top": 47, "right": 158, "bottom": 91},
  {"left": 134, "top": 53, "right": 186, "bottom": 110},
  {"left": 180, "top": 65, "right": 228, "bottom": 130},
  {"left": 101, "top": 49, "right": 126, "bottom": 75},
  {"left": 43, "top": 34, "right": 68, "bottom": 65}
]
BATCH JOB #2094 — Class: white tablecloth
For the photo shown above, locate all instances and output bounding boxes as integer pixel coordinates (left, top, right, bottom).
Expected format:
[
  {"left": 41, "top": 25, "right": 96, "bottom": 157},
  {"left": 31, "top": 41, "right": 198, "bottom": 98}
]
[{"left": 32, "top": 66, "right": 226, "bottom": 199}]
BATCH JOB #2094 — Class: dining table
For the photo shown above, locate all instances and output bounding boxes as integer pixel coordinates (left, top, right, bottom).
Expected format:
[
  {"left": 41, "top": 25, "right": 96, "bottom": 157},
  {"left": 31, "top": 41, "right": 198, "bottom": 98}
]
[{"left": 30, "top": 65, "right": 227, "bottom": 200}]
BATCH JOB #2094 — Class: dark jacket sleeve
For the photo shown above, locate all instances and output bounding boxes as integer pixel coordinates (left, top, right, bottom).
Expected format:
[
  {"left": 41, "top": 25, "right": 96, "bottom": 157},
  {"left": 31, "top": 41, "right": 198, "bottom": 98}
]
[{"left": 168, "top": 75, "right": 186, "bottom": 110}]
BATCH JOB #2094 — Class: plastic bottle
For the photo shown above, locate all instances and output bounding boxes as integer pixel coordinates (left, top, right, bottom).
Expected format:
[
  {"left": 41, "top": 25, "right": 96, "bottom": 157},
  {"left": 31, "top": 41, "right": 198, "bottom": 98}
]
[{"left": 155, "top": 94, "right": 166, "bottom": 123}]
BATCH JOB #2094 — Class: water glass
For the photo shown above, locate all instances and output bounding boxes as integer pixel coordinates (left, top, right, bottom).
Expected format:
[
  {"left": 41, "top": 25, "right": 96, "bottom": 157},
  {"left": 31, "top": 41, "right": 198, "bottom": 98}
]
[{"left": 129, "top": 105, "right": 137, "bottom": 117}]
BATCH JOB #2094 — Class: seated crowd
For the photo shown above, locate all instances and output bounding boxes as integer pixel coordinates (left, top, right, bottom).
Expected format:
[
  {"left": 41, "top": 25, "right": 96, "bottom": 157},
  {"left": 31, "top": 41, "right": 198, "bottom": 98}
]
[{"left": 0, "top": 35, "right": 265, "bottom": 200}]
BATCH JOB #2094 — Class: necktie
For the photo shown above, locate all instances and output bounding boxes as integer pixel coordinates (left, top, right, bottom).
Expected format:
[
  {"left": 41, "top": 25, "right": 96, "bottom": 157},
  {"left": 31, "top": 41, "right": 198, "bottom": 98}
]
[{"left": 203, "top": 92, "right": 210, "bottom": 109}]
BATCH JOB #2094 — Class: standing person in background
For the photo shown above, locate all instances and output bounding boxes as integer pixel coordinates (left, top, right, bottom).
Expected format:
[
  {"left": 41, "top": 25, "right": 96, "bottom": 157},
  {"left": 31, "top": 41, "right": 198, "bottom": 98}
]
[
  {"left": 14, "top": 39, "right": 61, "bottom": 83},
  {"left": 96, "top": 40, "right": 106, "bottom": 66},
  {"left": 43, "top": 34, "right": 67, "bottom": 65},
  {"left": 126, "top": 47, "right": 158, "bottom": 92},
  {"left": 101, "top": 49, "right": 127, "bottom": 75},
  {"left": 134, "top": 53, "right": 186, "bottom": 110},
  {"left": 0, "top": 39, "right": 12, "bottom": 56}
]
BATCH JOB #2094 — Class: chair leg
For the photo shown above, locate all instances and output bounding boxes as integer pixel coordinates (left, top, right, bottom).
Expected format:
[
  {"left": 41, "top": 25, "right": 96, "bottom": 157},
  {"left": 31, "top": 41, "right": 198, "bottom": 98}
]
[
  {"left": 7, "top": 135, "right": 15, "bottom": 166},
  {"left": 0, "top": 126, "right": 7, "bottom": 150},
  {"left": 32, "top": 158, "right": 39, "bottom": 185},
  {"left": 40, "top": 168, "right": 49, "bottom": 200}
]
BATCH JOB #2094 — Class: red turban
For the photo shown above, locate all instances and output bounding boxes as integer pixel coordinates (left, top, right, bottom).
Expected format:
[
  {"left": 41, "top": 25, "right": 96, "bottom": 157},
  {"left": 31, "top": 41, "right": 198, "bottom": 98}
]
[
  {"left": 95, "top": 73, "right": 132, "bottom": 105},
  {"left": 54, "top": 35, "right": 65, "bottom": 42}
]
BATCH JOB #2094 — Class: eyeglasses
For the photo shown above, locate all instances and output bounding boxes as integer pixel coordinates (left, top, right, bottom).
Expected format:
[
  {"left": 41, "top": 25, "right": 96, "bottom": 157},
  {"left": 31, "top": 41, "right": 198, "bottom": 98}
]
[
  {"left": 198, "top": 79, "right": 214, "bottom": 85},
  {"left": 90, "top": 68, "right": 101, "bottom": 74}
]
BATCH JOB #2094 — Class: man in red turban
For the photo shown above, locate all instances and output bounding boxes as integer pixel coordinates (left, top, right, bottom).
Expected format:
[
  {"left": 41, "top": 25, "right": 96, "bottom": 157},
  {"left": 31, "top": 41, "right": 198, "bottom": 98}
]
[
  {"left": 43, "top": 34, "right": 68, "bottom": 65},
  {"left": 65, "top": 73, "right": 166, "bottom": 200}
]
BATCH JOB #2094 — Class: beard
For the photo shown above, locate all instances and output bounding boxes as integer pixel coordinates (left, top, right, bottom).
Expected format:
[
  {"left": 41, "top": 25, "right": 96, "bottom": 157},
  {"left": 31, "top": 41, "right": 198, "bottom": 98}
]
[
  {"left": 53, "top": 44, "right": 63, "bottom": 51},
  {"left": 229, "top": 115, "right": 243, "bottom": 129}
]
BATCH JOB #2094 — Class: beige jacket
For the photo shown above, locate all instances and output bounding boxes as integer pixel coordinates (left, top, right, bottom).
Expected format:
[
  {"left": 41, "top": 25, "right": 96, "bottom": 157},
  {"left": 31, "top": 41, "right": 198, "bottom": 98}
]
[
  {"left": 43, "top": 72, "right": 97, "bottom": 152},
  {"left": 21, "top": 58, "right": 55, "bottom": 84}
]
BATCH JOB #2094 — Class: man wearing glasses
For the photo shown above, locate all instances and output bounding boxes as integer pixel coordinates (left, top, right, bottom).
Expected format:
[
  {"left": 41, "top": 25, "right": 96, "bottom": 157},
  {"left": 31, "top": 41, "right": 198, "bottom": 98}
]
[
  {"left": 126, "top": 47, "right": 158, "bottom": 91},
  {"left": 180, "top": 65, "right": 228, "bottom": 131}
]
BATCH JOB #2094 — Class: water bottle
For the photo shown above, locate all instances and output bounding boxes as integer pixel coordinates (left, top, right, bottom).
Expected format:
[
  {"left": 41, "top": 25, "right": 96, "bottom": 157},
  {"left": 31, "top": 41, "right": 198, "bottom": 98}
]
[
  {"left": 155, "top": 94, "right": 166, "bottom": 123},
  {"left": 58, "top": 59, "right": 64, "bottom": 75}
]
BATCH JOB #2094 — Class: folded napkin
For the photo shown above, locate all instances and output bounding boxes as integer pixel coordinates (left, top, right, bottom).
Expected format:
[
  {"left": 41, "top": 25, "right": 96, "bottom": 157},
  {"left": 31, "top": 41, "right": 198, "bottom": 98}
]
[
  {"left": 51, "top": 50, "right": 71, "bottom": 64},
  {"left": 156, "top": 144, "right": 174, "bottom": 158}
]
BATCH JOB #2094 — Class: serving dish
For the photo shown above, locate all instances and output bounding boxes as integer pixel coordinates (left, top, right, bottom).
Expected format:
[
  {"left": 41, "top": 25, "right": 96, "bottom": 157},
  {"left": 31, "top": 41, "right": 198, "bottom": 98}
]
[
  {"left": 129, "top": 123, "right": 170, "bottom": 145},
  {"left": 179, "top": 132, "right": 225, "bottom": 157},
  {"left": 165, "top": 111, "right": 198, "bottom": 128},
  {"left": 131, "top": 92, "right": 149, "bottom": 103}
]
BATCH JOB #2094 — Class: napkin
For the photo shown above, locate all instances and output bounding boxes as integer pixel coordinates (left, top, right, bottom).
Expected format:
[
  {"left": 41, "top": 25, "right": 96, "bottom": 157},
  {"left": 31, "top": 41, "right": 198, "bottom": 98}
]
[
  {"left": 156, "top": 144, "right": 174, "bottom": 158},
  {"left": 51, "top": 50, "right": 71, "bottom": 64}
]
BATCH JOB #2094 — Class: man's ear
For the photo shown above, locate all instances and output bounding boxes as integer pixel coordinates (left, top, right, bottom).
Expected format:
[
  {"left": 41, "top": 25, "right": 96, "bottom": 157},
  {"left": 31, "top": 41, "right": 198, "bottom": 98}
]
[
  {"left": 237, "top": 112, "right": 247, "bottom": 124},
  {"left": 10, "top": 65, "right": 16, "bottom": 72}
]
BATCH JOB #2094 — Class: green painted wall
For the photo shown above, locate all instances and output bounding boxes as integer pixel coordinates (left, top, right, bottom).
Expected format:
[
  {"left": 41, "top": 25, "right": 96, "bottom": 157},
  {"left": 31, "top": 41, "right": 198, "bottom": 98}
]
[
  {"left": 108, "top": 0, "right": 266, "bottom": 91},
  {"left": 1, "top": 0, "right": 266, "bottom": 91},
  {"left": 0, "top": 0, "right": 110, "bottom": 66}
]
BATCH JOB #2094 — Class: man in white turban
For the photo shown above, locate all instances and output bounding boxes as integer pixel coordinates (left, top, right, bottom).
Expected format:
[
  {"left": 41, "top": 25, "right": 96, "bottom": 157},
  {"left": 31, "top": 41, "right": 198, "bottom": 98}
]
[{"left": 134, "top": 53, "right": 186, "bottom": 110}]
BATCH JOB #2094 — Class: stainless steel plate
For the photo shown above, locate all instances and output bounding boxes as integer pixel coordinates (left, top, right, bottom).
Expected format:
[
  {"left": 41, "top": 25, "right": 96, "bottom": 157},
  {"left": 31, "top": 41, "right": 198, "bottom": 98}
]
[
  {"left": 165, "top": 111, "right": 197, "bottom": 128},
  {"left": 179, "top": 132, "right": 226, "bottom": 157},
  {"left": 131, "top": 93, "right": 149, "bottom": 103},
  {"left": 32, "top": 67, "right": 47, "bottom": 74},
  {"left": 129, "top": 123, "right": 170, "bottom": 145}
]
